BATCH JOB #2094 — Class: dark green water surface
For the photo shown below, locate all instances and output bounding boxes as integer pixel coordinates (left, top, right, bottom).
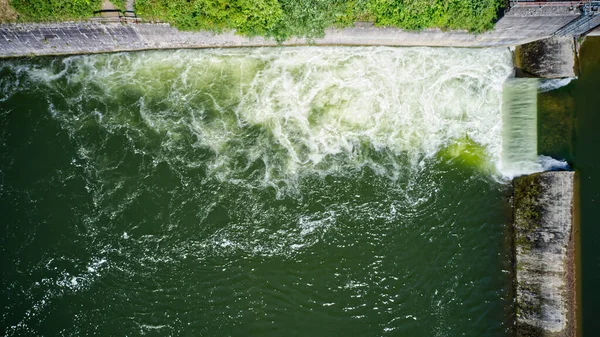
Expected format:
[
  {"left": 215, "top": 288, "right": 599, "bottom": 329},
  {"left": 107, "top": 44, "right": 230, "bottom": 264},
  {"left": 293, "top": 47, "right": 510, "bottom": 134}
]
[
  {"left": 0, "top": 47, "right": 513, "bottom": 336},
  {"left": 537, "top": 36, "right": 600, "bottom": 337},
  {"left": 573, "top": 37, "right": 600, "bottom": 336}
]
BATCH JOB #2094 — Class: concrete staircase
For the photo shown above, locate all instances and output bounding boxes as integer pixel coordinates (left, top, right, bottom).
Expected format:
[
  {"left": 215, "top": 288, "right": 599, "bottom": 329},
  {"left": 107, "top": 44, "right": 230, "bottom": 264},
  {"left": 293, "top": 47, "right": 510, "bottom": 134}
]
[{"left": 92, "top": 0, "right": 140, "bottom": 23}]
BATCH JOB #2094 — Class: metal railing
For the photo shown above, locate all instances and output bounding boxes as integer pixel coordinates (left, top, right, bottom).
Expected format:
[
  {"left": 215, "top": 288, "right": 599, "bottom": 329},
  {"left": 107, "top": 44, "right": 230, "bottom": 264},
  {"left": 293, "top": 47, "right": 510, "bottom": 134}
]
[{"left": 91, "top": 9, "right": 141, "bottom": 23}]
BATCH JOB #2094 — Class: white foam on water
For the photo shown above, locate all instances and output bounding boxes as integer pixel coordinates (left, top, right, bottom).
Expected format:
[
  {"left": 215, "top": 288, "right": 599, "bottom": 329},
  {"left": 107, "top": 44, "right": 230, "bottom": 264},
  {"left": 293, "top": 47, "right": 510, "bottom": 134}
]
[
  {"left": 539, "top": 155, "right": 570, "bottom": 171},
  {"left": 0, "top": 47, "right": 523, "bottom": 335},
  {"left": 18, "top": 47, "right": 514, "bottom": 195},
  {"left": 500, "top": 78, "right": 538, "bottom": 178},
  {"left": 4, "top": 256, "right": 110, "bottom": 336},
  {"left": 538, "top": 78, "right": 574, "bottom": 93}
]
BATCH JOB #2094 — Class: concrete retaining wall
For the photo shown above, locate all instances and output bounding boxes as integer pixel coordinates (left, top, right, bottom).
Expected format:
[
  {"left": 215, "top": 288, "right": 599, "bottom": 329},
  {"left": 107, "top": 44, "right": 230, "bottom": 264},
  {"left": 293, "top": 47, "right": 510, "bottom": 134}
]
[
  {"left": 513, "top": 171, "right": 576, "bottom": 337},
  {"left": 515, "top": 37, "right": 577, "bottom": 78},
  {"left": 0, "top": 15, "right": 578, "bottom": 58}
]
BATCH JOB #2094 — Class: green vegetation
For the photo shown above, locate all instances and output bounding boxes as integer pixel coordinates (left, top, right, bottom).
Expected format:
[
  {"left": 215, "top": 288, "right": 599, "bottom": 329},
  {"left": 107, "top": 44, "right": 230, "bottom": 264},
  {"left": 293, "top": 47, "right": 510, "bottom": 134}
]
[
  {"left": 6, "top": 0, "right": 502, "bottom": 39},
  {"left": 513, "top": 174, "right": 542, "bottom": 253},
  {"left": 366, "top": 0, "right": 500, "bottom": 31},
  {"left": 110, "top": 0, "right": 126, "bottom": 11},
  {"left": 9, "top": 0, "right": 102, "bottom": 22},
  {"left": 135, "top": 0, "right": 503, "bottom": 40},
  {"left": 135, "top": 0, "right": 283, "bottom": 37}
]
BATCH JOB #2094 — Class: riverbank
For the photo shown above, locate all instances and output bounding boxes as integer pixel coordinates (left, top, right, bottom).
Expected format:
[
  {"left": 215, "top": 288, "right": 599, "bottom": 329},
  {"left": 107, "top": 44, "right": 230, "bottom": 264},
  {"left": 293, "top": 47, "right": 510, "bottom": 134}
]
[{"left": 0, "top": 13, "right": 577, "bottom": 58}]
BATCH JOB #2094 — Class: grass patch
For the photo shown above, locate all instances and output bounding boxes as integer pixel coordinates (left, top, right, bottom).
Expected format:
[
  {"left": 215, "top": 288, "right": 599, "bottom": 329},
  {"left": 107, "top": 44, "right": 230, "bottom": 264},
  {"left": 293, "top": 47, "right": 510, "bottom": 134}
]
[
  {"left": 0, "top": 0, "right": 19, "bottom": 23},
  {"left": 110, "top": 0, "right": 126, "bottom": 11}
]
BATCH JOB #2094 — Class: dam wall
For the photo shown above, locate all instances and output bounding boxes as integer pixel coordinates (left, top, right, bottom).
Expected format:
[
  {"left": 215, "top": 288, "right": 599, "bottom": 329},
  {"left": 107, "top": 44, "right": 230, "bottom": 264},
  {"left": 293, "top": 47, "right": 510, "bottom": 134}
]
[
  {"left": 513, "top": 172, "right": 576, "bottom": 337},
  {"left": 515, "top": 37, "right": 577, "bottom": 78},
  {"left": 0, "top": 15, "right": 578, "bottom": 58}
]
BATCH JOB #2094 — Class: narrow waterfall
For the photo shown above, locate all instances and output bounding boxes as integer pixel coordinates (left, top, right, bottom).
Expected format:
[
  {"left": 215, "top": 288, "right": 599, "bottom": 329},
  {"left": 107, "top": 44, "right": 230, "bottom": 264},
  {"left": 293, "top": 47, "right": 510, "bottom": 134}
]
[{"left": 501, "top": 79, "right": 541, "bottom": 177}]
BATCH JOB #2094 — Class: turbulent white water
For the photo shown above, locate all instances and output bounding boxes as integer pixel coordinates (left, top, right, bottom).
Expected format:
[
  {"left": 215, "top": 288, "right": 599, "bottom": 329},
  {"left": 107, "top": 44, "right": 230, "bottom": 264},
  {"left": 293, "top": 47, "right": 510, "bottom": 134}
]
[
  {"left": 23, "top": 47, "right": 515, "bottom": 193},
  {"left": 538, "top": 78, "right": 574, "bottom": 93},
  {"left": 0, "top": 47, "right": 519, "bottom": 337}
]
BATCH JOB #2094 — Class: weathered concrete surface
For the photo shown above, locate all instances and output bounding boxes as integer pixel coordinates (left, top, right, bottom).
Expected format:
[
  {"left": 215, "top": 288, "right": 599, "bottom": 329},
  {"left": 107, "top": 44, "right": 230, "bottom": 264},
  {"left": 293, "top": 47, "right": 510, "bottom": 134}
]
[
  {"left": 515, "top": 37, "right": 576, "bottom": 78},
  {"left": 589, "top": 26, "right": 600, "bottom": 36},
  {"left": 514, "top": 171, "right": 576, "bottom": 337},
  {"left": 507, "top": 6, "right": 581, "bottom": 18},
  {"left": 0, "top": 15, "right": 578, "bottom": 58}
]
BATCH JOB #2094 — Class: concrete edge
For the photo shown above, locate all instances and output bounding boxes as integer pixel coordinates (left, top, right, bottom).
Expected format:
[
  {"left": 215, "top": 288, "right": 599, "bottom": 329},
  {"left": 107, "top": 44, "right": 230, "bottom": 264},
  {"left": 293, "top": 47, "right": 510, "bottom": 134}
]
[{"left": 0, "top": 14, "right": 579, "bottom": 58}]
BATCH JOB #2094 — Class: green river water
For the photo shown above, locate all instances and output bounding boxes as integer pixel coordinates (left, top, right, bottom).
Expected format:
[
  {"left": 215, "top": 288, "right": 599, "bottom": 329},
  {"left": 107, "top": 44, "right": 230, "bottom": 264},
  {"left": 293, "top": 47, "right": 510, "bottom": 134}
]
[{"left": 0, "top": 47, "right": 517, "bottom": 336}]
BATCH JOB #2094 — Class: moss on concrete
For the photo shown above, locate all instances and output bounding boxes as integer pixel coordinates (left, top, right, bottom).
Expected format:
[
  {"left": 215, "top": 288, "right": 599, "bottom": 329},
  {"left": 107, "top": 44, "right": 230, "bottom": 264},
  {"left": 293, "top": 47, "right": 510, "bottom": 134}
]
[
  {"left": 515, "top": 37, "right": 576, "bottom": 78},
  {"left": 513, "top": 172, "right": 575, "bottom": 337},
  {"left": 514, "top": 173, "right": 542, "bottom": 254}
]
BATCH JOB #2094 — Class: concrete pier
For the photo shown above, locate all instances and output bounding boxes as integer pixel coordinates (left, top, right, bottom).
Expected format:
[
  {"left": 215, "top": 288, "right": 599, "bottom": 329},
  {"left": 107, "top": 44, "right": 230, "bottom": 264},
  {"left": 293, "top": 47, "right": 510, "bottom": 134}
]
[
  {"left": 515, "top": 37, "right": 577, "bottom": 78},
  {"left": 513, "top": 172, "right": 576, "bottom": 337}
]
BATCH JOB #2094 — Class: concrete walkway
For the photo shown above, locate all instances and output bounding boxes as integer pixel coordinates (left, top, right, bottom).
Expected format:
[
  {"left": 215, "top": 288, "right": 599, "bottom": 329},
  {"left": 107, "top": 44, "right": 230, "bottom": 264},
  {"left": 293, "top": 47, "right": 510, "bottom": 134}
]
[{"left": 0, "top": 13, "right": 579, "bottom": 58}]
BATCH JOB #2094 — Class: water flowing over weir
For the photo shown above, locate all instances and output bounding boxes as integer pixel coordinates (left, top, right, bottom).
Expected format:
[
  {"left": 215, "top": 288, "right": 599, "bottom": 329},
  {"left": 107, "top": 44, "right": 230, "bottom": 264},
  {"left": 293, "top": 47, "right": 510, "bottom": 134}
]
[
  {"left": 500, "top": 78, "right": 571, "bottom": 177},
  {"left": 23, "top": 47, "right": 514, "bottom": 190},
  {"left": 501, "top": 79, "right": 540, "bottom": 176},
  {"left": 1, "top": 47, "right": 518, "bottom": 336}
]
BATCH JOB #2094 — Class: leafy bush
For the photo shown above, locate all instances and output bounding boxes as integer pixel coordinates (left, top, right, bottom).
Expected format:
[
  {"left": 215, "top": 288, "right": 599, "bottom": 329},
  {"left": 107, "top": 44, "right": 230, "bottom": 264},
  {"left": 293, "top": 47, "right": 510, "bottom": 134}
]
[
  {"left": 365, "top": 0, "right": 500, "bottom": 32},
  {"left": 9, "top": 0, "right": 502, "bottom": 37},
  {"left": 136, "top": 0, "right": 501, "bottom": 38},
  {"left": 135, "top": 0, "right": 283, "bottom": 37},
  {"left": 267, "top": 0, "right": 350, "bottom": 41},
  {"left": 10, "top": 0, "right": 102, "bottom": 21}
]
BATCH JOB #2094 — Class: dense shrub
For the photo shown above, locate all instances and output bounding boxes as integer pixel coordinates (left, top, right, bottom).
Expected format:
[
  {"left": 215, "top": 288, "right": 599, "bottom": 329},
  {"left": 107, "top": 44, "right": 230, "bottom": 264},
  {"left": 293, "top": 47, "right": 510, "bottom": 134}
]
[
  {"left": 135, "top": 0, "right": 501, "bottom": 38},
  {"left": 110, "top": 0, "right": 125, "bottom": 11},
  {"left": 365, "top": 0, "right": 500, "bottom": 32},
  {"left": 9, "top": 0, "right": 502, "bottom": 37},
  {"left": 10, "top": 0, "right": 102, "bottom": 21},
  {"left": 267, "top": 0, "right": 350, "bottom": 41},
  {"left": 135, "top": 0, "right": 283, "bottom": 37}
]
